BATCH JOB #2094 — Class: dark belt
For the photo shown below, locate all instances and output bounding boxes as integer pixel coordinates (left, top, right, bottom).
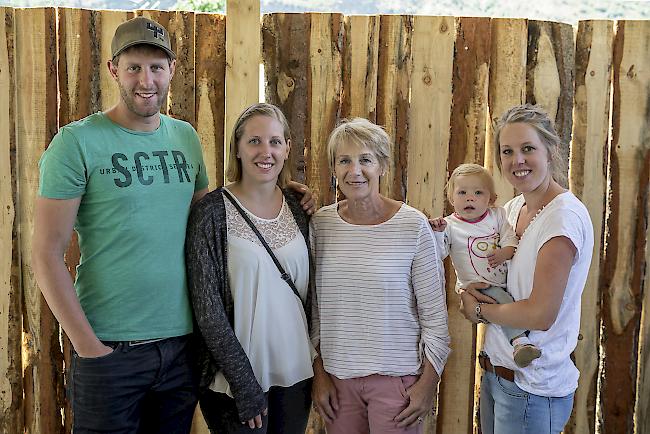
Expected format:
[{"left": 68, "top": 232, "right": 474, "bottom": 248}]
[
  {"left": 103, "top": 337, "right": 167, "bottom": 347},
  {"left": 479, "top": 353, "right": 515, "bottom": 382}
]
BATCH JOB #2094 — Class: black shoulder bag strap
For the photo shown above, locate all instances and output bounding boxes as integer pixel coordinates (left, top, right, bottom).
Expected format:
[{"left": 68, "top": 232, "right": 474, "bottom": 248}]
[{"left": 222, "top": 189, "right": 303, "bottom": 304}]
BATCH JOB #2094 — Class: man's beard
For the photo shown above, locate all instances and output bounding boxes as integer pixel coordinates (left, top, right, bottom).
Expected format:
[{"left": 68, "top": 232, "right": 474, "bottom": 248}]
[{"left": 118, "top": 81, "right": 169, "bottom": 118}]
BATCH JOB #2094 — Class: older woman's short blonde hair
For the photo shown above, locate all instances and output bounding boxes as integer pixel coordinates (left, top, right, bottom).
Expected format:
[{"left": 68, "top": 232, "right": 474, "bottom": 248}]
[
  {"left": 493, "top": 104, "right": 566, "bottom": 185},
  {"left": 446, "top": 163, "right": 497, "bottom": 206},
  {"left": 226, "top": 103, "right": 292, "bottom": 187},
  {"left": 327, "top": 118, "right": 392, "bottom": 172}
]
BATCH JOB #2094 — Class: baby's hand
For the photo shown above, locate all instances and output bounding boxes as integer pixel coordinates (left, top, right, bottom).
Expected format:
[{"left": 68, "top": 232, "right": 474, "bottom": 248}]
[
  {"left": 429, "top": 217, "right": 447, "bottom": 232},
  {"left": 487, "top": 246, "right": 516, "bottom": 267}
]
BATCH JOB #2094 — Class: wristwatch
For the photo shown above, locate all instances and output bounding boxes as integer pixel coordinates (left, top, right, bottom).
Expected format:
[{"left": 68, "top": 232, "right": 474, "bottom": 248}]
[{"left": 475, "top": 302, "right": 489, "bottom": 324}]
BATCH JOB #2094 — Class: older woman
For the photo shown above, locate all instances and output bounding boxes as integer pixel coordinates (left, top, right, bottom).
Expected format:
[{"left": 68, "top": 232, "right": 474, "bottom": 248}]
[
  {"left": 185, "top": 103, "right": 315, "bottom": 434},
  {"left": 310, "top": 118, "right": 451, "bottom": 434},
  {"left": 460, "top": 104, "right": 594, "bottom": 434}
]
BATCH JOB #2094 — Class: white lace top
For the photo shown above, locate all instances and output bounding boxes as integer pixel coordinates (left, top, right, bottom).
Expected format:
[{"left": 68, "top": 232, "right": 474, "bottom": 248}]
[{"left": 210, "top": 187, "right": 314, "bottom": 396}]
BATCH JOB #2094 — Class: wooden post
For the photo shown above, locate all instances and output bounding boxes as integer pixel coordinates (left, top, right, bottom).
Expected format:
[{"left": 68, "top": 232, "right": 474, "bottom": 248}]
[
  {"left": 305, "top": 13, "right": 343, "bottom": 207},
  {"left": 341, "top": 15, "right": 379, "bottom": 121},
  {"left": 448, "top": 17, "right": 491, "bottom": 168},
  {"left": 195, "top": 13, "right": 226, "bottom": 190},
  {"left": 97, "top": 11, "right": 133, "bottom": 110},
  {"left": 139, "top": 10, "right": 196, "bottom": 125},
  {"left": 15, "top": 8, "right": 63, "bottom": 434},
  {"left": 262, "top": 13, "right": 310, "bottom": 184},
  {"left": 406, "top": 16, "right": 455, "bottom": 219},
  {"left": 376, "top": 15, "right": 412, "bottom": 201},
  {"left": 565, "top": 20, "right": 614, "bottom": 434},
  {"left": 225, "top": 0, "right": 260, "bottom": 179},
  {"left": 485, "top": 18, "right": 527, "bottom": 205},
  {"left": 601, "top": 20, "right": 650, "bottom": 434},
  {"left": 526, "top": 21, "right": 575, "bottom": 187},
  {"left": 438, "top": 17, "right": 492, "bottom": 434},
  {"left": 0, "top": 7, "right": 22, "bottom": 434},
  {"left": 637, "top": 167, "right": 650, "bottom": 434}
]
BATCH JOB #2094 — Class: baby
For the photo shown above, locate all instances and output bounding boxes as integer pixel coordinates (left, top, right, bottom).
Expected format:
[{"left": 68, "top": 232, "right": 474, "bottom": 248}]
[{"left": 431, "top": 163, "right": 541, "bottom": 368}]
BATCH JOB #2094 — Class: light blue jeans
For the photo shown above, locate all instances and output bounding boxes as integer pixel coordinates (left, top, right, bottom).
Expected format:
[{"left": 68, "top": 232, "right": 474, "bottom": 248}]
[{"left": 479, "top": 371, "right": 574, "bottom": 434}]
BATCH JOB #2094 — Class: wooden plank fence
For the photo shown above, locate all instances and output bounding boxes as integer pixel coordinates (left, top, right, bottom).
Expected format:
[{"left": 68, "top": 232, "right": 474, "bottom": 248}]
[{"left": 0, "top": 6, "right": 649, "bottom": 434}]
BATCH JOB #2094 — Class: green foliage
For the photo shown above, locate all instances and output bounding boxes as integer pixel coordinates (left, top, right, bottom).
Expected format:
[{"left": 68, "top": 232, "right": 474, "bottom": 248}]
[{"left": 175, "top": 0, "right": 224, "bottom": 13}]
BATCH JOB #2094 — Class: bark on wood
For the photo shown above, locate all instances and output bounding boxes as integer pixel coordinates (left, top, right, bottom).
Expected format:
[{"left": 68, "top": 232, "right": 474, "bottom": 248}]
[
  {"left": 305, "top": 13, "right": 343, "bottom": 207},
  {"left": 262, "top": 13, "right": 310, "bottom": 184},
  {"left": 15, "top": 8, "right": 65, "bottom": 434},
  {"left": 485, "top": 18, "right": 527, "bottom": 205},
  {"left": 195, "top": 13, "right": 226, "bottom": 190},
  {"left": 376, "top": 15, "right": 412, "bottom": 201},
  {"left": 637, "top": 165, "right": 650, "bottom": 434},
  {"left": 437, "top": 16, "right": 492, "bottom": 434},
  {"left": 565, "top": 20, "right": 614, "bottom": 434},
  {"left": 341, "top": 15, "right": 379, "bottom": 122},
  {"left": 601, "top": 20, "right": 650, "bottom": 434},
  {"left": 0, "top": 8, "right": 23, "bottom": 434},
  {"left": 526, "top": 20, "right": 575, "bottom": 188}
]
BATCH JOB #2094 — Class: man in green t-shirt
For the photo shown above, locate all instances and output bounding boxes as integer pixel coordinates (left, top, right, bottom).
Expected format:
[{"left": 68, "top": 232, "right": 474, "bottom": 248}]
[{"left": 32, "top": 17, "right": 208, "bottom": 433}]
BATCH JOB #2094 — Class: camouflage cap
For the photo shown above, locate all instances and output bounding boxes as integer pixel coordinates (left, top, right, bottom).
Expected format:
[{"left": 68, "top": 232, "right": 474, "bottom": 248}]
[{"left": 111, "top": 17, "right": 176, "bottom": 60}]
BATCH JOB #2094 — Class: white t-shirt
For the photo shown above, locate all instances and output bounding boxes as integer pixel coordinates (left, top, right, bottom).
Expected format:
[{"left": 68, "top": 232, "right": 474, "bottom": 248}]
[
  {"left": 439, "top": 207, "right": 518, "bottom": 293},
  {"left": 310, "top": 203, "right": 451, "bottom": 379},
  {"left": 483, "top": 192, "right": 594, "bottom": 397},
  {"left": 210, "top": 189, "right": 315, "bottom": 396}
]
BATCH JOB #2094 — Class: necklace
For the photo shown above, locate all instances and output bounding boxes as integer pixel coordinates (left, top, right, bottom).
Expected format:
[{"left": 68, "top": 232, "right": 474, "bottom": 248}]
[{"left": 519, "top": 199, "right": 552, "bottom": 239}]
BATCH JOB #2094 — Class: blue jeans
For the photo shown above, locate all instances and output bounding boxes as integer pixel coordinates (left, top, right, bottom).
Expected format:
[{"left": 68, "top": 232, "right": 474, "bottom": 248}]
[
  {"left": 69, "top": 335, "right": 198, "bottom": 433},
  {"left": 479, "top": 371, "right": 574, "bottom": 434}
]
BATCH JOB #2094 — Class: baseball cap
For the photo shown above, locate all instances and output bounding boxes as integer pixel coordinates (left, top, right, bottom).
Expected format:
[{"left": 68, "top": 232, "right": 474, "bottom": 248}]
[{"left": 111, "top": 17, "right": 176, "bottom": 60}]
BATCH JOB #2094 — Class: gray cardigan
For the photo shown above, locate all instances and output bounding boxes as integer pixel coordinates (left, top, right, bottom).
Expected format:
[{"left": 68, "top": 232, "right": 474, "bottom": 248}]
[{"left": 185, "top": 186, "right": 312, "bottom": 421}]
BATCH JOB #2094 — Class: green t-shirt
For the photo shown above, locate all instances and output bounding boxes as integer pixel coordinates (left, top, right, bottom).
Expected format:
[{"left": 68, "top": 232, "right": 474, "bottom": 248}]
[{"left": 38, "top": 112, "right": 209, "bottom": 341}]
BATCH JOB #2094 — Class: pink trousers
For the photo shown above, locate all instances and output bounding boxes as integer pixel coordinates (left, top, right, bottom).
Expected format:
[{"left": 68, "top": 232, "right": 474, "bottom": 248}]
[{"left": 326, "top": 374, "right": 424, "bottom": 434}]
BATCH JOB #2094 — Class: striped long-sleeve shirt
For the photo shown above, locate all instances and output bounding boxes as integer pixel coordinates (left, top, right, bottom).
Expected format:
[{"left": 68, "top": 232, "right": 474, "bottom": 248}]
[{"left": 310, "top": 202, "right": 451, "bottom": 378}]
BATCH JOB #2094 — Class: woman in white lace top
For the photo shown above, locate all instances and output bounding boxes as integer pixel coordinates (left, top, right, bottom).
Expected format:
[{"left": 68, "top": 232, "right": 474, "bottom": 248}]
[{"left": 186, "top": 103, "right": 315, "bottom": 434}]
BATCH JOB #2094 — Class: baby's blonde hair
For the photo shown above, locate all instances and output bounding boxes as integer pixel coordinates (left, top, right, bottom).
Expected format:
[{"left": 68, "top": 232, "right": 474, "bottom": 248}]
[{"left": 446, "top": 163, "right": 497, "bottom": 206}]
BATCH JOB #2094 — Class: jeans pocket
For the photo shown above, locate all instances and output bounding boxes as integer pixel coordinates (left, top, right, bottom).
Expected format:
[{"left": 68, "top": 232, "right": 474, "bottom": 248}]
[
  {"left": 75, "top": 342, "right": 122, "bottom": 364},
  {"left": 496, "top": 376, "right": 528, "bottom": 399}
]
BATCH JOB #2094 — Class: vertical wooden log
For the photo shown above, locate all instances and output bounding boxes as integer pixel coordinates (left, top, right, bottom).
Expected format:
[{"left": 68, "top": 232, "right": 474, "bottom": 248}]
[
  {"left": 0, "top": 8, "right": 23, "bottom": 434},
  {"left": 225, "top": 0, "right": 260, "bottom": 176},
  {"left": 140, "top": 10, "right": 196, "bottom": 125},
  {"left": 305, "top": 13, "right": 343, "bottom": 207},
  {"left": 57, "top": 9, "right": 103, "bottom": 432},
  {"left": 15, "top": 8, "right": 63, "bottom": 434},
  {"left": 526, "top": 21, "right": 575, "bottom": 187},
  {"left": 406, "top": 16, "right": 455, "bottom": 218},
  {"left": 565, "top": 20, "right": 614, "bottom": 434},
  {"left": 168, "top": 11, "right": 195, "bottom": 125},
  {"left": 448, "top": 17, "right": 491, "bottom": 169},
  {"left": 601, "top": 20, "right": 650, "bottom": 434},
  {"left": 438, "top": 16, "right": 492, "bottom": 434},
  {"left": 637, "top": 167, "right": 650, "bottom": 434},
  {"left": 58, "top": 8, "right": 96, "bottom": 124},
  {"left": 485, "top": 18, "right": 527, "bottom": 205},
  {"left": 195, "top": 13, "right": 226, "bottom": 190},
  {"left": 97, "top": 11, "right": 132, "bottom": 110},
  {"left": 341, "top": 15, "right": 379, "bottom": 121},
  {"left": 262, "top": 13, "right": 310, "bottom": 184},
  {"left": 407, "top": 16, "right": 455, "bottom": 433},
  {"left": 376, "top": 15, "right": 412, "bottom": 201}
]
